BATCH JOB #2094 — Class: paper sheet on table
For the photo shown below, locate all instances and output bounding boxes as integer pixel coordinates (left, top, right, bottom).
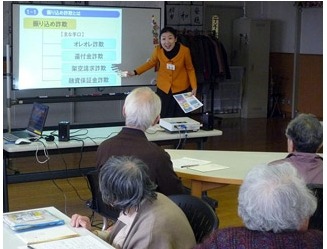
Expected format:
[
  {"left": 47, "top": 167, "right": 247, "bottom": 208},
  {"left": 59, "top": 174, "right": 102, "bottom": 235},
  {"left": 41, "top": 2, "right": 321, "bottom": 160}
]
[
  {"left": 17, "top": 225, "right": 79, "bottom": 245},
  {"left": 172, "top": 157, "right": 211, "bottom": 168},
  {"left": 18, "top": 235, "right": 112, "bottom": 249},
  {"left": 187, "top": 163, "right": 230, "bottom": 172}
]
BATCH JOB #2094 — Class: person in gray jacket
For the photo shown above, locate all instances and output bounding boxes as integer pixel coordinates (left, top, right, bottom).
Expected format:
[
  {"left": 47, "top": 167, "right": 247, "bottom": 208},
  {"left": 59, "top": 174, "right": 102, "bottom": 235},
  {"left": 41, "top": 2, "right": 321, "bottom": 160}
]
[{"left": 71, "top": 156, "right": 196, "bottom": 249}]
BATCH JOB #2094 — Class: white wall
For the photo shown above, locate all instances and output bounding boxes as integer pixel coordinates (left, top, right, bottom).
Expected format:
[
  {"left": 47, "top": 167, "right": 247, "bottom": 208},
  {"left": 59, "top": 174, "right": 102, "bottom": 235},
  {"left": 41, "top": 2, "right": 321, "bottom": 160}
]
[
  {"left": 245, "top": 1, "right": 322, "bottom": 54},
  {"left": 260, "top": 1, "right": 297, "bottom": 53},
  {"left": 203, "top": 1, "right": 323, "bottom": 54},
  {"left": 300, "top": 7, "right": 323, "bottom": 54}
]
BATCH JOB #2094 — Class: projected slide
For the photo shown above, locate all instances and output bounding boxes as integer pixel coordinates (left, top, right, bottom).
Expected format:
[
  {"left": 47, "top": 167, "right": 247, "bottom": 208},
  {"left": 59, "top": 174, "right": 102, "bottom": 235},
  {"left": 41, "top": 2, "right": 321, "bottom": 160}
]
[{"left": 16, "top": 5, "right": 122, "bottom": 89}]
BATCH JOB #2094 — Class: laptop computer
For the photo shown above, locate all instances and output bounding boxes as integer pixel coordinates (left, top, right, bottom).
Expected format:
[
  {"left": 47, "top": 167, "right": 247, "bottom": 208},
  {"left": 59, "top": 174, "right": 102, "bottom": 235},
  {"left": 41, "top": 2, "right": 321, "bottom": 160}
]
[{"left": 4, "top": 102, "right": 49, "bottom": 142}]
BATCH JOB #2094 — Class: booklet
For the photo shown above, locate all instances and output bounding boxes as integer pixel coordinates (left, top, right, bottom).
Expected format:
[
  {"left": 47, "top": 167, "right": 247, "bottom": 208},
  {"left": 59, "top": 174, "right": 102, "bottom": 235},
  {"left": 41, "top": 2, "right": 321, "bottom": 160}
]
[
  {"left": 173, "top": 92, "right": 203, "bottom": 113},
  {"left": 3, "top": 209, "right": 65, "bottom": 232}
]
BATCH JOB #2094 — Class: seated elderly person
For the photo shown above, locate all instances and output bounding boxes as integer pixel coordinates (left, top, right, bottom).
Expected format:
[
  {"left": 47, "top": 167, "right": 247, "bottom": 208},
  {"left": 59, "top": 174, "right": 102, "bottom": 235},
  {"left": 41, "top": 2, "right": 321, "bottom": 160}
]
[
  {"left": 270, "top": 113, "right": 322, "bottom": 184},
  {"left": 71, "top": 156, "right": 196, "bottom": 249},
  {"left": 193, "top": 162, "right": 322, "bottom": 249},
  {"left": 96, "top": 86, "right": 184, "bottom": 196}
]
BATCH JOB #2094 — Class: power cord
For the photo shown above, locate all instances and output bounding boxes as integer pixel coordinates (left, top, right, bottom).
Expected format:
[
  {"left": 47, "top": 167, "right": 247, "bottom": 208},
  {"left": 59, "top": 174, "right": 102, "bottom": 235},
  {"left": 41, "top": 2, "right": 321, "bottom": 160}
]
[
  {"left": 181, "top": 125, "right": 188, "bottom": 149},
  {"left": 34, "top": 130, "right": 120, "bottom": 215},
  {"left": 34, "top": 140, "right": 68, "bottom": 214},
  {"left": 35, "top": 138, "right": 86, "bottom": 214},
  {"left": 174, "top": 125, "right": 188, "bottom": 149},
  {"left": 53, "top": 138, "right": 90, "bottom": 202},
  {"left": 35, "top": 140, "right": 50, "bottom": 164}
]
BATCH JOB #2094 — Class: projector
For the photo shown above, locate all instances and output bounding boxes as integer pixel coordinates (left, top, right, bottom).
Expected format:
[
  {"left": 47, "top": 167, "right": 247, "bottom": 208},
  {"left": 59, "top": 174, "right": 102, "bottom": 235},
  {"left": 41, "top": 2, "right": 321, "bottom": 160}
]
[{"left": 159, "top": 117, "right": 201, "bottom": 132}]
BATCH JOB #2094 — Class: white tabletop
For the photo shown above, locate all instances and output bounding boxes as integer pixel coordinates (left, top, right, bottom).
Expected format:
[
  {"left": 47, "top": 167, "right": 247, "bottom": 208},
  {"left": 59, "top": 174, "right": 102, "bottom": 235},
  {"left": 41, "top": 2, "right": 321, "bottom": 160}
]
[
  {"left": 168, "top": 149, "right": 290, "bottom": 185},
  {"left": 3, "top": 206, "right": 114, "bottom": 249},
  {"left": 3, "top": 126, "right": 222, "bottom": 153}
]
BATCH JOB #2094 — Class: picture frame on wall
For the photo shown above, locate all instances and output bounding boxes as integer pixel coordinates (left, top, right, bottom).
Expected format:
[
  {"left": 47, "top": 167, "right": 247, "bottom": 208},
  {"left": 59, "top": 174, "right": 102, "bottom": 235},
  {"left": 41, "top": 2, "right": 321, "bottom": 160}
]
[
  {"left": 166, "top": 5, "right": 191, "bottom": 25},
  {"left": 166, "top": 5, "right": 180, "bottom": 25},
  {"left": 166, "top": 2, "right": 203, "bottom": 27},
  {"left": 178, "top": 5, "right": 191, "bottom": 25},
  {"left": 191, "top": 5, "right": 203, "bottom": 25}
]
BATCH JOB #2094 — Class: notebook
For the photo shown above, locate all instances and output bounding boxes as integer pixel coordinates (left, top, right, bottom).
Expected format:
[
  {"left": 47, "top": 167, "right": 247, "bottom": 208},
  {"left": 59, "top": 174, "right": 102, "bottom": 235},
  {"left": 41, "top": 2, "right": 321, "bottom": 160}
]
[{"left": 4, "top": 102, "right": 49, "bottom": 142}]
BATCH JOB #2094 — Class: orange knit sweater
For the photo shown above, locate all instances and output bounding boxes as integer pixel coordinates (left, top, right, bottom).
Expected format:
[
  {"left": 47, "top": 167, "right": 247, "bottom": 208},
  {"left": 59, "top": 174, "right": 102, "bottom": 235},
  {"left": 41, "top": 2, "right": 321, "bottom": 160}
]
[{"left": 135, "top": 44, "right": 197, "bottom": 94}]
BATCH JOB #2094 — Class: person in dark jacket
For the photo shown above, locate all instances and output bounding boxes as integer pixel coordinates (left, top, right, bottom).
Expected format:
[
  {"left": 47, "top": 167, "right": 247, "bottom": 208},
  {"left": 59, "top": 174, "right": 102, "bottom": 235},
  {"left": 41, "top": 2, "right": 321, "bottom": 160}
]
[{"left": 96, "top": 86, "right": 184, "bottom": 196}]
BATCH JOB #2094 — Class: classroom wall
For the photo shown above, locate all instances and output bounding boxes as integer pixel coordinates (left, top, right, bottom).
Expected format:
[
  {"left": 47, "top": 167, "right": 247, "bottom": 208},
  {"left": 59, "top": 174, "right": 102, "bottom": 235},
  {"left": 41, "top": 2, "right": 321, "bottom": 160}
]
[
  {"left": 266, "top": 4, "right": 323, "bottom": 118},
  {"left": 3, "top": 1, "right": 323, "bottom": 130},
  {"left": 203, "top": 1, "right": 323, "bottom": 119}
]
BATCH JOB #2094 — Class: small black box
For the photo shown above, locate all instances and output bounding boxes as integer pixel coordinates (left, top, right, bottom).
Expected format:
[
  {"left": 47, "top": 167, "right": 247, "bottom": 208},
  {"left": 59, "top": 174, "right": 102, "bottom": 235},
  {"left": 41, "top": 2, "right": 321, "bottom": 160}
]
[
  {"left": 202, "top": 112, "right": 214, "bottom": 131},
  {"left": 58, "top": 121, "right": 70, "bottom": 141}
]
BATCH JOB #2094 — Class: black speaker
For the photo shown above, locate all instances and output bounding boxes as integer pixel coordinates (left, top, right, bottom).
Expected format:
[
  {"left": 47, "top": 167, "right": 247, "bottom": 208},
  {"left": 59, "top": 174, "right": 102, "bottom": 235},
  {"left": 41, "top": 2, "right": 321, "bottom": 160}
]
[
  {"left": 45, "top": 135, "right": 55, "bottom": 142},
  {"left": 202, "top": 112, "right": 214, "bottom": 131},
  {"left": 58, "top": 121, "right": 70, "bottom": 141}
]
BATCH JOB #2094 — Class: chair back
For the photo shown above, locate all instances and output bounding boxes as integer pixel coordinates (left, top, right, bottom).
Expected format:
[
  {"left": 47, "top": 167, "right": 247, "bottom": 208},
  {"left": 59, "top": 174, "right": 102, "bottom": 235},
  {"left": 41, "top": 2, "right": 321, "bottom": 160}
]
[
  {"left": 86, "top": 170, "right": 120, "bottom": 229},
  {"left": 307, "top": 183, "right": 323, "bottom": 231},
  {"left": 169, "top": 194, "right": 219, "bottom": 243}
]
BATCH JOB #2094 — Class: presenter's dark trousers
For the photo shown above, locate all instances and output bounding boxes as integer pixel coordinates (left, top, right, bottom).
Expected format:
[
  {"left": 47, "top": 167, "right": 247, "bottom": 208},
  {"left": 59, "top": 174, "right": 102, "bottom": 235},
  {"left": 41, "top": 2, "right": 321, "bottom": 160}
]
[{"left": 157, "top": 88, "right": 189, "bottom": 118}]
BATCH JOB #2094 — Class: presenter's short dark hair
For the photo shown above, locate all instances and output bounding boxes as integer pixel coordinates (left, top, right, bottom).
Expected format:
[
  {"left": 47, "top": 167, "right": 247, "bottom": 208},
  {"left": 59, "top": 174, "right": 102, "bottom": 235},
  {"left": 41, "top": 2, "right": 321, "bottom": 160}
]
[{"left": 160, "top": 27, "right": 177, "bottom": 38}]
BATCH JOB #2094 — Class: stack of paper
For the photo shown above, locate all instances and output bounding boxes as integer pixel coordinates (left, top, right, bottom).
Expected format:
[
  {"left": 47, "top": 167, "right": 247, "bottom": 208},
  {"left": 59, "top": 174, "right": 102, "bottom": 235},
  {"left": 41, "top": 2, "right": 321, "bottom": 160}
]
[
  {"left": 172, "top": 157, "right": 210, "bottom": 169},
  {"left": 172, "top": 157, "right": 229, "bottom": 172}
]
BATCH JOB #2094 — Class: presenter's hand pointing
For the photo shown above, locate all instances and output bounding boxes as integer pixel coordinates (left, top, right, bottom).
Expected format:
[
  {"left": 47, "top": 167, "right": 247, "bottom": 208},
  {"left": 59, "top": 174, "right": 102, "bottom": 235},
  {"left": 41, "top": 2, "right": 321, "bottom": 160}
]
[{"left": 126, "top": 71, "right": 136, "bottom": 77}]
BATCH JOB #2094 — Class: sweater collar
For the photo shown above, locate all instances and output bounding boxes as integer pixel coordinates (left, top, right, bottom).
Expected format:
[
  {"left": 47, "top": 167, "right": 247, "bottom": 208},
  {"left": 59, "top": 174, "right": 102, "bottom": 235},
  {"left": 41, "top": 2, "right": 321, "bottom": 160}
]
[{"left": 164, "top": 42, "right": 180, "bottom": 60}]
